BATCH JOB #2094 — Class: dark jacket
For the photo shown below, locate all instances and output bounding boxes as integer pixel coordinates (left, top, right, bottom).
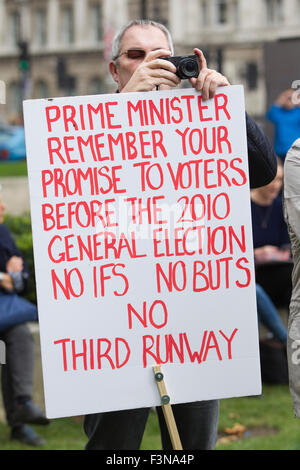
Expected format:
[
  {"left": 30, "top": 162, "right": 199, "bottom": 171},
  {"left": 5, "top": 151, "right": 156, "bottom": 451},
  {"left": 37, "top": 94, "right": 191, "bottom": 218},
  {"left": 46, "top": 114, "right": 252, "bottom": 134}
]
[{"left": 246, "top": 113, "right": 277, "bottom": 189}]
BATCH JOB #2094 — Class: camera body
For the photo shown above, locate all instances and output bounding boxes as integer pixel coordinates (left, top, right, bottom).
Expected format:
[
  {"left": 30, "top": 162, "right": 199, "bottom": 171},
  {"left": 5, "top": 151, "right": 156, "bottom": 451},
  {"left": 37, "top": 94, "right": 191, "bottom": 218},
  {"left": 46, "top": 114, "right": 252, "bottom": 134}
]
[{"left": 161, "top": 55, "right": 199, "bottom": 79}]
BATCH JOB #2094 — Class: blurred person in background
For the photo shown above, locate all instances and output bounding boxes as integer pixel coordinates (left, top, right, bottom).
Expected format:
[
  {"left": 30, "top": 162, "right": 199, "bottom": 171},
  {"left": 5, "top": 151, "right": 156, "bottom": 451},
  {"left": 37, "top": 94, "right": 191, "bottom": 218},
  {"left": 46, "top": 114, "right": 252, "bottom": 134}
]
[
  {"left": 0, "top": 114, "right": 25, "bottom": 162},
  {"left": 267, "top": 89, "right": 300, "bottom": 162},
  {"left": 0, "top": 192, "right": 49, "bottom": 446},
  {"left": 256, "top": 282, "right": 287, "bottom": 345}
]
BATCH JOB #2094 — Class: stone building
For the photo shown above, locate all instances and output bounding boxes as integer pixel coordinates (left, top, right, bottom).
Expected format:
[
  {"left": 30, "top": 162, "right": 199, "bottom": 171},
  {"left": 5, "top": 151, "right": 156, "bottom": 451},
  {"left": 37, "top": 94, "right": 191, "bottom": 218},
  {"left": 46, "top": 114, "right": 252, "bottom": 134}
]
[
  {"left": 169, "top": 0, "right": 300, "bottom": 119},
  {"left": 0, "top": 0, "right": 126, "bottom": 122},
  {"left": 0, "top": 0, "right": 299, "bottom": 123}
]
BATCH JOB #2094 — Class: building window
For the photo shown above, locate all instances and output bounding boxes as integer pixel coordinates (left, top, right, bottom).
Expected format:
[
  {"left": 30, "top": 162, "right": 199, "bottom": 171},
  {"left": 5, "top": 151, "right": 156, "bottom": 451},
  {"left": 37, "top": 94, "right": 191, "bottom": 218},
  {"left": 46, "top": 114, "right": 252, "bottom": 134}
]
[
  {"left": 88, "top": 78, "right": 106, "bottom": 95},
  {"left": 232, "top": 0, "right": 239, "bottom": 26},
  {"left": 61, "top": 5, "right": 74, "bottom": 44},
  {"left": 246, "top": 63, "right": 258, "bottom": 90},
  {"left": 8, "top": 11, "right": 21, "bottom": 46},
  {"left": 9, "top": 82, "right": 22, "bottom": 114},
  {"left": 90, "top": 3, "right": 103, "bottom": 42},
  {"left": 128, "top": 0, "right": 169, "bottom": 27},
  {"left": 201, "top": 0, "right": 209, "bottom": 26},
  {"left": 215, "top": 0, "right": 228, "bottom": 24},
  {"left": 65, "top": 76, "right": 76, "bottom": 96},
  {"left": 265, "top": 0, "right": 284, "bottom": 24},
  {"left": 151, "top": 0, "right": 166, "bottom": 23},
  {"left": 34, "top": 80, "right": 50, "bottom": 99},
  {"left": 33, "top": 9, "right": 47, "bottom": 46}
]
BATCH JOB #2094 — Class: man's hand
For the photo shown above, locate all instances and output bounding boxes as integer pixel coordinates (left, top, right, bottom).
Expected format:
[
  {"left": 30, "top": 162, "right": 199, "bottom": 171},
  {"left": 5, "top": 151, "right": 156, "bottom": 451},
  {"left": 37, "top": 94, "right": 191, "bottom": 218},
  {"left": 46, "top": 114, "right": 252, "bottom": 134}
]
[
  {"left": 254, "top": 245, "right": 290, "bottom": 263},
  {"left": 0, "top": 273, "right": 13, "bottom": 291},
  {"left": 189, "top": 48, "right": 230, "bottom": 100},
  {"left": 121, "top": 49, "right": 181, "bottom": 93},
  {"left": 6, "top": 256, "right": 23, "bottom": 273},
  {"left": 275, "top": 89, "right": 295, "bottom": 109}
]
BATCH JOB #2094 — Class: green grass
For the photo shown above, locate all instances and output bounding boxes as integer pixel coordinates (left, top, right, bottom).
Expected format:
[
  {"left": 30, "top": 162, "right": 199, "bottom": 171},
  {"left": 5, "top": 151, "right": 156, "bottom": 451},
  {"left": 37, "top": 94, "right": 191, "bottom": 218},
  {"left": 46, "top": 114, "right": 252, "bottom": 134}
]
[
  {"left": 0, "top": 160, "right": 27, "bottom": 177},
  {"left": 0, "top": 385, "right": 299, "bottom": 450},
  {"left": 217, "top": 384, "right": 300, "bottom": 450},
  {"left": 0, "top": 416, "right": 86, "bottom": 450}
]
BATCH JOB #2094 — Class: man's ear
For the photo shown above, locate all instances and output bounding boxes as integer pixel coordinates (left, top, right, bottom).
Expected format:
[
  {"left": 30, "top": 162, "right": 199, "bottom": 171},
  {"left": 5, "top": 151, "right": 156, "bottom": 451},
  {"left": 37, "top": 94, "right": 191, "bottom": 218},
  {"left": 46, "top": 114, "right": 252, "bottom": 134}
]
[{"left": 109, "top": 61, "right": 119, "bottom": 84}]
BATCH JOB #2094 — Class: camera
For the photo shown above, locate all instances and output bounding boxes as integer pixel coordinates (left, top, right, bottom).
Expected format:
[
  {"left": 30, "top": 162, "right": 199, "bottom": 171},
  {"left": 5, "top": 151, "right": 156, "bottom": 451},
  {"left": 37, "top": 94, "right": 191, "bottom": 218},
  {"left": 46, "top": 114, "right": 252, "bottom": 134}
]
[{"left": 161, "top": 55, "right": 199, "bottom": 79}]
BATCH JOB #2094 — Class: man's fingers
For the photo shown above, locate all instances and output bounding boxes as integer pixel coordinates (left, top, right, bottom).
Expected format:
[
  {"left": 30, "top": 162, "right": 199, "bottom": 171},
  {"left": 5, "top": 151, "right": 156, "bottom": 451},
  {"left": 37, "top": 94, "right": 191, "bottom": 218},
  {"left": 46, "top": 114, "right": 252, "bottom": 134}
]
[
  {"left": 204, "top": 72, "right": 226, "bottom": 99},
  {"left": 130, "top": 49, "right": 179, "bottom": 92},
  {"left": 1, "top": 273, "right": 13, "bottom": 291},
  {"left": 157, "top": 79, "right": 180, "bottom": 89},
  {"left": 143, "top": 66, "right": 180, "bottom": 84},
  {"left": 195, "top": 70, "right": 230, "bottom": 100},
  {"left": 194, "top": 48, "right": 207, "bottom": 71},
  {"left": 191, "top": 48, "right": 230, "bottom": 100},
  {"left": 195, "top": 69, "right": 214, "bottom": 92},
  {"left": 202, "top": 75, "right": 217, "bottom": 101},
  {"left": 204, "top": 74, "right": 229, "bottom": 100},
  {"left": 151, "top": 69, "right": 181, "bottom": 87},
  {"left": 147, "top": 58, "right": 177, "bottom": 74},
  {"left": 145, "top": 49, "right": 172, "bottom": 63}
]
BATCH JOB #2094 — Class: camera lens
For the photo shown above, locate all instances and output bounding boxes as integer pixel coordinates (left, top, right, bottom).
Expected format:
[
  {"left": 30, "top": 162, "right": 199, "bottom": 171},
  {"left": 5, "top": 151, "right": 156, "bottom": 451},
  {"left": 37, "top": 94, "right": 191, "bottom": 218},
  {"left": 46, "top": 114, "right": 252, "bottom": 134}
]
[
  {"left": 178, "top": 57, "right": 199, "bottom": 79},
  {"left": 185, "top": 62, "right": 195, "bottom": 73}
]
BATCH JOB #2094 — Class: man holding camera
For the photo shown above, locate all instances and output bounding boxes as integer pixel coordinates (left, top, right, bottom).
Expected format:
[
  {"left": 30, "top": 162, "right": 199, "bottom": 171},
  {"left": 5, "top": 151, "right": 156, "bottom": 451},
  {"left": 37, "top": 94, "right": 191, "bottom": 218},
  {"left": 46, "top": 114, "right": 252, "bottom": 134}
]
[
  {"left": 108, "top": 20, "right": 229, "bottom": 96},
  {"left": 83, "top": 19, "right": 277, "bottom": 450}
]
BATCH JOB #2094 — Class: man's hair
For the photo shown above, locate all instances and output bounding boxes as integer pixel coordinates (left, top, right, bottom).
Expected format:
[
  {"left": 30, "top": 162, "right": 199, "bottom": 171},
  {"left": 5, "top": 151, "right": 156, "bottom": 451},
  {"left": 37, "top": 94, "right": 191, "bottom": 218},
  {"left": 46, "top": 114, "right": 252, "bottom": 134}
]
[{"left": 111, "top": 19, "right": 174, "bottom": 62}]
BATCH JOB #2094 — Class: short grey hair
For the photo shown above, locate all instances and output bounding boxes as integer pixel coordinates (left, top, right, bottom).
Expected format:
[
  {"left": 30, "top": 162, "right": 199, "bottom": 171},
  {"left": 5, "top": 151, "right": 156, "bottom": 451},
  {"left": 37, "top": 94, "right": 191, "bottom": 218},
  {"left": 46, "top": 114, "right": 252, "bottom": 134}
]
[{"left": 111, "top": 19, "right": 174, "bottom": 62}]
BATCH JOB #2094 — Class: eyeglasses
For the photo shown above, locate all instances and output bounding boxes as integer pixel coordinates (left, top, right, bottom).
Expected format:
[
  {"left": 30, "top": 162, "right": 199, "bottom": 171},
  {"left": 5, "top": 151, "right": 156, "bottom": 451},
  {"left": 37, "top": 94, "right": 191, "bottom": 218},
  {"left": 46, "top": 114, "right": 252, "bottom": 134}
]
[{"left": 113, "top": 48, "right": 147, "bottom": 61}]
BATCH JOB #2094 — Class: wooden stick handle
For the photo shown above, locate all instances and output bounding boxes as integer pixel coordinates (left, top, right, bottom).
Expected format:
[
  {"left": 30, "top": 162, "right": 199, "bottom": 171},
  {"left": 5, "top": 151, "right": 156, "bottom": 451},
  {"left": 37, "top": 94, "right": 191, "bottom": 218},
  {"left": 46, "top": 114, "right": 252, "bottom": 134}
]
[{"left": 153, "top": 365, "right": 183, "bottom": 450}]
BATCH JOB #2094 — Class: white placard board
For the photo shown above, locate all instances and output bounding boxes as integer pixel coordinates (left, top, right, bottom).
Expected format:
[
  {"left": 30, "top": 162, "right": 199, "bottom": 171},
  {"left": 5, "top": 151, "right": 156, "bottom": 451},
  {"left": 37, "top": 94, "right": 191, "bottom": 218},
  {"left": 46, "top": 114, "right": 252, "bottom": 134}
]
[{"left": 23, "top": 85, "right": 261, "bottom": 419}]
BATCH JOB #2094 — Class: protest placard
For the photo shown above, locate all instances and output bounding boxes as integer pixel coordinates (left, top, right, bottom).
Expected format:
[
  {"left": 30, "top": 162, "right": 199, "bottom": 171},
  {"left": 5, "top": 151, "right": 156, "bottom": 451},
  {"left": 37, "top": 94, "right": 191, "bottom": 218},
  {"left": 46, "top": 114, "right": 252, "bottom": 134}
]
[{"left": 23, "top": 85, "right": 261, "bottom": 418}]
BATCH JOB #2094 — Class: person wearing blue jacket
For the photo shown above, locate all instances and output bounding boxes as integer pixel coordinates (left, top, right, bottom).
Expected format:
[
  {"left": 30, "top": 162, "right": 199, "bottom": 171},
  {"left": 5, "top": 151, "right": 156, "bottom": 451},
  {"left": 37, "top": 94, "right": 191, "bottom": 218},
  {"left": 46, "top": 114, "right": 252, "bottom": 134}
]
[{"left": 267, "top": 89, "right": 300, "bottom": 161}]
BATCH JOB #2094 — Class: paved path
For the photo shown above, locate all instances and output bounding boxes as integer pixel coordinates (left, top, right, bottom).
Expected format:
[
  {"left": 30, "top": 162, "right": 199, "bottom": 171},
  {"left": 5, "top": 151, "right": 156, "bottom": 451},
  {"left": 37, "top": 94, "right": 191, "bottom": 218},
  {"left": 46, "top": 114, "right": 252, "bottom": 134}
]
[{"left": 0, "top": 176, "right": 30, "bottom": 215}]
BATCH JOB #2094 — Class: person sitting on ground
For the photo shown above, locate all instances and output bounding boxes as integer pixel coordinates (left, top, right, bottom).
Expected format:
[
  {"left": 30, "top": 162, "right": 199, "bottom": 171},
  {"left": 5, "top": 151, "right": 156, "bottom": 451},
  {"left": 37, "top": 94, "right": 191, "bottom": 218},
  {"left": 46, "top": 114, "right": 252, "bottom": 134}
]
[
  {"left": 256, "top": 283, "right": 287, "bottom": 345},
  {"left": 0, "top": 192, "right": 49, "bottom": 446}
]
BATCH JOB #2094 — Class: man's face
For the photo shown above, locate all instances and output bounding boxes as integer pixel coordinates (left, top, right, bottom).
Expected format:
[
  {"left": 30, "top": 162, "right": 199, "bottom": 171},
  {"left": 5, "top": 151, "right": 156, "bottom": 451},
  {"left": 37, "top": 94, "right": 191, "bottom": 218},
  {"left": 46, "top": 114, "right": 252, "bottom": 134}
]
[
  {"left": 109, "top": 25, "right": 171, "bottom": 91},
  {"left": 260, "top": 164, "right": 283, "bottom": 201}
]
